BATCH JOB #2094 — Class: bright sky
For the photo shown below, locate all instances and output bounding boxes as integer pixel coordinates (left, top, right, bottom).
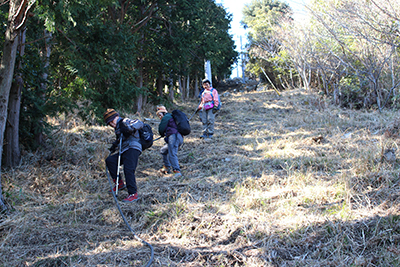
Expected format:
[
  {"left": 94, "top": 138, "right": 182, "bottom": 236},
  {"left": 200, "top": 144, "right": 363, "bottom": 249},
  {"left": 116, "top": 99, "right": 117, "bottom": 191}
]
[{"left": 215, "top": 0, "right": 310, "bottom": 78}]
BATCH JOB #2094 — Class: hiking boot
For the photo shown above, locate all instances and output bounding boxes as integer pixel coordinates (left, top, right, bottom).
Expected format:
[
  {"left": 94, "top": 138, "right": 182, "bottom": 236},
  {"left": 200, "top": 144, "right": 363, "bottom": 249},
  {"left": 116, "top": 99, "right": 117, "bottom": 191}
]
[
  {"left": 122, "top": 193, "right": 139, "bottom": 203},
  {"left": 200, "top": 133, "right": 208, "bottom": 139},
  {"left": 208, "top": 133, "right": 213, "bottom": 139},
  {"left": 173, "top": 170, "right": 182, "bottom": 178},
  {"left": 159, "top": 165, "right": 171, "bottom": 174},
  {"left": 109, "top": 180, "right": 126, "bottom": 193}
]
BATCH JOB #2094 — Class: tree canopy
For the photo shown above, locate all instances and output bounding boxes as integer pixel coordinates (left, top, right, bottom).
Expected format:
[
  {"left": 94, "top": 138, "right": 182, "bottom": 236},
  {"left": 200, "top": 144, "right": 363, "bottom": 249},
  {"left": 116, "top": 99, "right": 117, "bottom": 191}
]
[
  {"left": 32, "top": 0, "right": 237, "bottom": 119},
  {"left": 1, "top": 0, "right": 237, "bottom": 144},
  {"left": 241, "top": 0, "right": 292, "bottom": 86}
]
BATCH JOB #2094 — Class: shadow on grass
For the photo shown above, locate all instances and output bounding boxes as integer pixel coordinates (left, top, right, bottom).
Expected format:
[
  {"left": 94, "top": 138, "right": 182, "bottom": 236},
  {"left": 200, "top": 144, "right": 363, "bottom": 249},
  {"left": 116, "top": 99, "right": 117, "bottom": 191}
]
[{"left": 17, "top": 214, "right": 400, "bottom": 266}]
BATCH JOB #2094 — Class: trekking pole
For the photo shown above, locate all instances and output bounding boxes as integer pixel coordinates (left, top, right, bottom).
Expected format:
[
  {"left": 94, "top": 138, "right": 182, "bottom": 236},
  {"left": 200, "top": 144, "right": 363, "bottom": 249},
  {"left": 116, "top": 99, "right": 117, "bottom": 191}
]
[
  {"left": 188, "top": 109, "right": 199, "bottom": 121},
  {"left": 115, "top": 137, "right": 123, "bottom": 197},
  {"left": 105, "top": 160, "right": 154, "bottom": 267},
  {"left": 153, "top": 136, "right": 162, "bottom": 141}
]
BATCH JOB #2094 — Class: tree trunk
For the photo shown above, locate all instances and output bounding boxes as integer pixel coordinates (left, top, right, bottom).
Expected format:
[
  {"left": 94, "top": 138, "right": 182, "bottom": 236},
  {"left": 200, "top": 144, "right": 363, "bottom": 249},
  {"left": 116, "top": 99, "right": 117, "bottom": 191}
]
[
  {"left": 374, "top": 81, "right": 382, "bottom": 111},
  {"left": 290, "top": 69, "right": 294, "bottom": 88},
  {"left": 168, "top": 77, "right": 174, "bottom": 102},
  {"left": 0, "top": 10, "right": 15, "bottom": 212},
  {"left": 301, "top": 68, "right": 310, "bottom": 91},
  {"left": 194, "top": 74, "right": 199, "bottom": 99},
  {"left": 136, "top": 23, "right": 146, "bottom": 114},
  {"left": 34, "top": 30, "right": 52, "bottom": 146},
  {"left": 4, "top": 27, "right": 25, "bottom": 167},
  {"left": 136, "top": 52, "right": 144, "bottom": 113},
  {"left": 4, "top": 77, "right": 22, "bottom": 167},
  {"left": 144, "top": 94, "right": 148, "bottom": 107},
  {"left": 186, "top": 74, "right": 190, "bottom": 99},
  {"left": 137, "top": 74, "right": 143, "bottom": 114},
  {"left": 156, "top": 75, "right": 163, "bottom": 96},
  {"left": 0, "top": 0, "right": 33, "bottom": 212},
  {"left": 334, "top": 83, "right": 340, "bottom": 105},
  {"left": 278, "top": 75, "right": 287, "bottom": 90},
  {"left": 179, "top": 76, "right": 184, "bottom": 101},
  {"left": 4, "top": 76, "right": 22, "bottom": 167}
]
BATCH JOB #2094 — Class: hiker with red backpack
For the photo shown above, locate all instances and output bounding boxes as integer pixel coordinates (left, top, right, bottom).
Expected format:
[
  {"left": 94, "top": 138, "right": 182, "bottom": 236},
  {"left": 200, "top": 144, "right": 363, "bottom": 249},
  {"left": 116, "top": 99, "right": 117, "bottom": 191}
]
[
  {"left": 104, "top": 108, "right": 143, "bottom": 203},
  {"left": 156, "top": 105, "right": 184, "bottom": 178},
  {"left": 198, "top": 79, "right": 220, "bottom": 139}
]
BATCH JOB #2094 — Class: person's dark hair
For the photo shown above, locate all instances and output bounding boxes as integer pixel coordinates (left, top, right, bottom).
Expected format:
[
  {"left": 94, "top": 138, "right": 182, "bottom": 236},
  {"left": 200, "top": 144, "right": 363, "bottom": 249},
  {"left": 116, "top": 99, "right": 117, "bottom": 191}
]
[{"left": 202, "top": 79, "right": 211, "bottom": 84}]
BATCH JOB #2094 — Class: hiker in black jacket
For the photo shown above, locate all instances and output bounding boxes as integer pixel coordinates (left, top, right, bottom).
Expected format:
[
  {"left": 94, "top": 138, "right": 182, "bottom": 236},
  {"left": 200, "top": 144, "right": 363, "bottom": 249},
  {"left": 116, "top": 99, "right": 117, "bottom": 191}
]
[
  {"left": 156, "top": 105, "right": 183, "bottom": 178},
  {"left": 104, "top": 108, "right": 143, "bottom": 203}
]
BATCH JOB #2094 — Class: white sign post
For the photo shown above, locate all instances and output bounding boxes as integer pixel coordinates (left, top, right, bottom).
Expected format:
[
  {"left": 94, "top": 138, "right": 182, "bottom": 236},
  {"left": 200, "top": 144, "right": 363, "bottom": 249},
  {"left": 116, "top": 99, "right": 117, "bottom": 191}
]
[{"left": 204, "top": 60, "right": 212, "bottom": 86}]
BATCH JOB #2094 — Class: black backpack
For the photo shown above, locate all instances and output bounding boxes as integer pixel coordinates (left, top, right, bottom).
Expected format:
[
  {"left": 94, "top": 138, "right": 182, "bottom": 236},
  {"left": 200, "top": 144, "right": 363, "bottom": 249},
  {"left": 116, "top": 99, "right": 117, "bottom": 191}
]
[
  {"left": 172, "top": 109, "right": 191, "bottom": 136},
  {"left": 138, "top": 123, "right": 154, "bottom": 150}
]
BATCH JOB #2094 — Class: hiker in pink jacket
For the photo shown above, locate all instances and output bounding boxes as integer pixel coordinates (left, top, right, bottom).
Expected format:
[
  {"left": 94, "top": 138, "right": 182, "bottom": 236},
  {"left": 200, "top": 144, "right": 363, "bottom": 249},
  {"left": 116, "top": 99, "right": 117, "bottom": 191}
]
[{"left": 197, "top": 79, "right": 220, "bottom": 139}]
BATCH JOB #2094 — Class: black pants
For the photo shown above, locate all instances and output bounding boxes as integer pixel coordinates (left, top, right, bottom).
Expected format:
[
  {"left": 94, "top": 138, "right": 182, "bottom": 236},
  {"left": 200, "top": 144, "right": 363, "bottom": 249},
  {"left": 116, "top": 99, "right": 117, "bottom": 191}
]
[{"left": 106, "top": 148, "right": 140, "bottom": 195}]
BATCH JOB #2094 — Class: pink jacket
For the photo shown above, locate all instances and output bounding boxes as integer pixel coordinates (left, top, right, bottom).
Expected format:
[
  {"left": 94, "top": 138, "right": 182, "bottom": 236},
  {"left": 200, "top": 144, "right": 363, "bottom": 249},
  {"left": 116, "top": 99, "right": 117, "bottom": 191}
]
[{"left": 198, "top": 88, "right": 219, "bottom": 109}]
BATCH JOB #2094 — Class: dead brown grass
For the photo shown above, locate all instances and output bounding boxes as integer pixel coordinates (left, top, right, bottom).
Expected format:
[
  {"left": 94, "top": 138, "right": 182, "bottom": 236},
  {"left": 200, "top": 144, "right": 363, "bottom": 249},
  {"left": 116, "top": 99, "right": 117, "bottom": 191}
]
[{"left": 1, "top": 87, "right": 400, "bottom": 266}]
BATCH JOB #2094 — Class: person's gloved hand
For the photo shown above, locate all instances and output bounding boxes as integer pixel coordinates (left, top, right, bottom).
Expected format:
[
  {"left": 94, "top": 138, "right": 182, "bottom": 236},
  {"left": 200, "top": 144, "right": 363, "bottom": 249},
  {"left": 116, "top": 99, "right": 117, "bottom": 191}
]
[
  {"left": 197, "top": 106, "right": 202, "bottom": 112},
  {"left": 109, "top": 140, "right": 119, "bottom": 153},
  {"left": 109, "top": 144, "right": 117, "bottom": 153},
  {"left": 118, "top": 120, "right": 132, "bottom": 138}
]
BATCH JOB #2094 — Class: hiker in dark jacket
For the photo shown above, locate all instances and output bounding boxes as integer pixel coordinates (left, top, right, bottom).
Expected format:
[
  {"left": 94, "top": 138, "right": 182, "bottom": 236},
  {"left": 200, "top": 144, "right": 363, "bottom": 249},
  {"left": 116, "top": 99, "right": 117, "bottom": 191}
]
[
  {"left": 104, "top": 108, "right": 143, "bottom": 203},
  {"left": 156, "top": 105, "right": 183, "bottom": 178}
]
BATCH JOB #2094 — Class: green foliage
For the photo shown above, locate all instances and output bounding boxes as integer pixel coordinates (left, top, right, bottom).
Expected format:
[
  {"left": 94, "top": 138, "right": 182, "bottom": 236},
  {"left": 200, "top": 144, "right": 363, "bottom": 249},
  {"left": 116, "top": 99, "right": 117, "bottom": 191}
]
[
  {"left": 0, "top": 0, "right": 238, "bottom": 152},
  {"left": 0, "top": 4, "right": 7, "bottom": 51},
  {"left": 241, "top": 0, "right": 292, "bottom": 83},
  {"left": 36, "top": 0, "right": 141, "bottom": 121},
  {"left": 33, "top": 0, "right": 237, "bottom": 121},
  {"left": 338, "top": 76, "right": 370, "bottom": 109},
  {"left": 242, "top": 0, "right": 291, "bottom": 42},
  {"left": 13, "top": 15, "right": 61, "bottom": 150},
  {"left": 19, "top": 49, "right": 55, "bottom": 150},
  {"left": 147, "top": 0, "right": 238, "bottom": 85}
]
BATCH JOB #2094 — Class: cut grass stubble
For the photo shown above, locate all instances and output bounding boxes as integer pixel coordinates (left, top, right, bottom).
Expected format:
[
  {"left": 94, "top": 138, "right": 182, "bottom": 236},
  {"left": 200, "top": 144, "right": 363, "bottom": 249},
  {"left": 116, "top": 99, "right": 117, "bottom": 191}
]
[{"left": 1, "top": 88, "right": 400, "bottom": 266}]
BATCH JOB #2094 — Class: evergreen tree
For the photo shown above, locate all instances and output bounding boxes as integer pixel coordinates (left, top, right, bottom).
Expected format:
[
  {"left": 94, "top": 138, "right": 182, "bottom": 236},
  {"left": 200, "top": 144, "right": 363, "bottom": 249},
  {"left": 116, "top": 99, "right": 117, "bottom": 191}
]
[{"left": 242, "top": 0, "right": 292, "bottom": 85}]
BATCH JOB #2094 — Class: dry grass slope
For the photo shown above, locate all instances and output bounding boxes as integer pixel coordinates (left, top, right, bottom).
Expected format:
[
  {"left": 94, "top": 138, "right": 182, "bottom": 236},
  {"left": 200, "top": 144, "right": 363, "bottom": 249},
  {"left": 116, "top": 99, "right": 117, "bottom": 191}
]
[{"left": 1, "top": 87, "right": 400, "bottom": 266}]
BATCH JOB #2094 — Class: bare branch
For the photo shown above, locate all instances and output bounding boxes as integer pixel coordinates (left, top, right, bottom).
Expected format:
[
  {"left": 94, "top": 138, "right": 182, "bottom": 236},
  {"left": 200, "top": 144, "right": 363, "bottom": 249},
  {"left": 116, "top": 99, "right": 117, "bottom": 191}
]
[
  {"left": 14, "top": 0, "right": 36, "bottom": 31},
  {"left": 0, "top": 0, "right": 10, "bottom": 7}
]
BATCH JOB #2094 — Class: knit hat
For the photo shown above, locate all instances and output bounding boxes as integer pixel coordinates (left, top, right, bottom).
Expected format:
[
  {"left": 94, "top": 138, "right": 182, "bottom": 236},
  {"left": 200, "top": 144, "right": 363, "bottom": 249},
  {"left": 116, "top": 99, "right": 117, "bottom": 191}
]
[
  {"left": 103, "top": 108, "right": 119, "bottom": 125},
  {"left": 156, "top": 105, "right": 168, "bottom": 117}
]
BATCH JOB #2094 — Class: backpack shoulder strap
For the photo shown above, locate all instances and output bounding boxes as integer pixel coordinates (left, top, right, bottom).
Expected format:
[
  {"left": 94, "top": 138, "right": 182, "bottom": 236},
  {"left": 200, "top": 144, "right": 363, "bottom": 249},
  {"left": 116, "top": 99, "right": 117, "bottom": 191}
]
[{"left": 202, "top": 88, "right": 215, "bottom": 100}]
